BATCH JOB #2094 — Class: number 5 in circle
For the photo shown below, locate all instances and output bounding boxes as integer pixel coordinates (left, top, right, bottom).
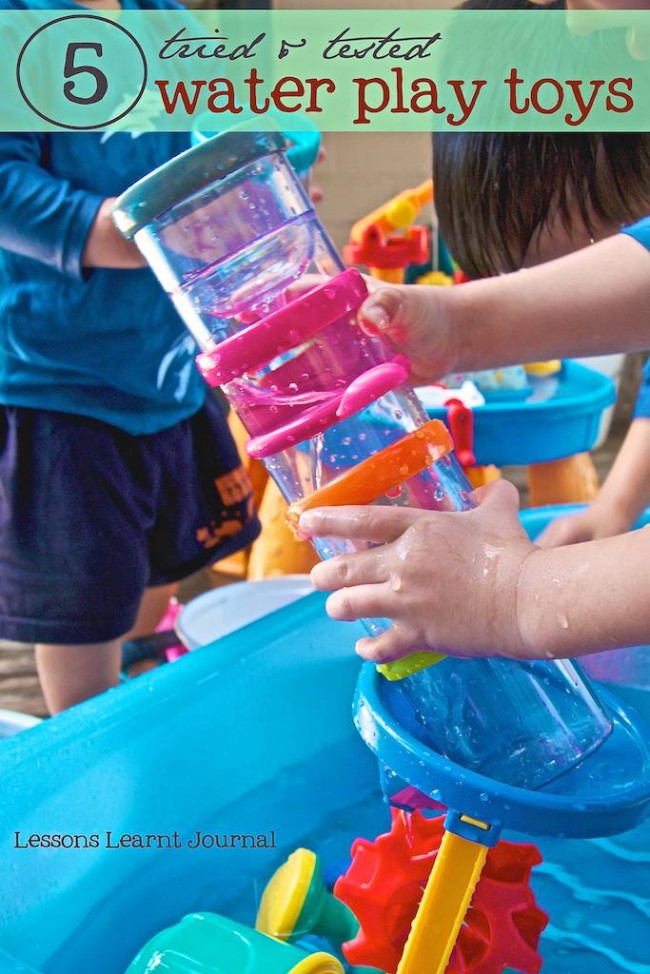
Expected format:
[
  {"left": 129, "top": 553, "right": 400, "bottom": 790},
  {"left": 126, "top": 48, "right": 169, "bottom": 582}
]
[{"left": 63, "top": 43, "right": 108, "bottom": 105}]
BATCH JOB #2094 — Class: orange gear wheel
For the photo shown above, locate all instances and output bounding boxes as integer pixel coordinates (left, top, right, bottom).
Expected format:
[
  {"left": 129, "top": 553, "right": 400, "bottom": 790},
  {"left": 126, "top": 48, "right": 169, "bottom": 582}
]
[{"left": 334, "top": 809, "right": 548, "bottom": 974}]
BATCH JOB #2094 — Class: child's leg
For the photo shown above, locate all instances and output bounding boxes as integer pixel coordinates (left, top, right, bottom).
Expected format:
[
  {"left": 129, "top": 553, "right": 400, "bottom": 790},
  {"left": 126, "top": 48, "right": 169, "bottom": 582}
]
[
  {"left": 121, "top": 583, "right": 179, "bottom": 678},
  {"left": 36, "top": 586, "right": 177, "bottom": 711},
  {"left": 125, "top": 583, "right": 178, "bottom": 640},
  {"left": 35, "top": 640, "right": 122, "bottom": 714}
]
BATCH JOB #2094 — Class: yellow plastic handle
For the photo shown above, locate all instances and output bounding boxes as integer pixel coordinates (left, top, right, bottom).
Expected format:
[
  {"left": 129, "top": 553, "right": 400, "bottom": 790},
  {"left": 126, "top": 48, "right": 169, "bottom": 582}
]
[{"left": 397, "top": 826, "right": 490, "bottom": 974}]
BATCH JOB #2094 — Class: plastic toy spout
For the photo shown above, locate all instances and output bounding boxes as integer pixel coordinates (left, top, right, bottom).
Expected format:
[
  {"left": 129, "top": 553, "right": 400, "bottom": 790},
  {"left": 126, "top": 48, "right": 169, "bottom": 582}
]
[{"left": 349, "top": 179, "right": 434, "bottom": 244}]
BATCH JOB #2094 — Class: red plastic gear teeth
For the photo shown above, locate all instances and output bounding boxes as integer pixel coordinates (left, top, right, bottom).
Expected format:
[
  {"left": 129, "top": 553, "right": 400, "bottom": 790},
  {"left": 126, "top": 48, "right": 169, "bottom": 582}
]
[{"left": 334, "top": 809, "right": 548, "bottom": 974}]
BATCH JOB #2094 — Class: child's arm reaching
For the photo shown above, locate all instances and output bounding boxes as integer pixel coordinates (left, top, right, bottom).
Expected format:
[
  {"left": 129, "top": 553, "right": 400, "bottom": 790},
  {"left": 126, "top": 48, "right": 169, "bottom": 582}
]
[
  {"left": 299, "top": 219, "right": 650, "bottom": 663},
  {"left": 539, "top": 417, "right": 650, "bottom": 547},
  {"left": 359, "top": 230, "right": 650, "bottom": 382},
  {"left": 300, "top": 481, "right": 650, "bottom": 663},
  {"left": 0, "top": 133, "right": 145, "bottom": 274}
]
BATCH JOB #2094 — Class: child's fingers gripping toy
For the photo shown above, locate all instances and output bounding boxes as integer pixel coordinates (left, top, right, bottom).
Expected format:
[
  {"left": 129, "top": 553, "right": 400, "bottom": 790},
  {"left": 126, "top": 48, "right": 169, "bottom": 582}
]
[
  {"left": 113, "top": 131, "right": 650, "bottom": 974},
  {"left": 113, "top": 128, "right": 611, "bottom": 781}
]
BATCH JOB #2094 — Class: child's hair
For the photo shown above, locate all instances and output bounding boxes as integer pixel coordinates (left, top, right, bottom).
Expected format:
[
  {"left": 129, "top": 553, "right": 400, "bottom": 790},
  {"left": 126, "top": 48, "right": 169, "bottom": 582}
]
[
  {"left": 433, "top": 0, "right": 650, "bottom": 277},
  {"left": 434, "top": 133, "right": 650, "bottom": 278}
]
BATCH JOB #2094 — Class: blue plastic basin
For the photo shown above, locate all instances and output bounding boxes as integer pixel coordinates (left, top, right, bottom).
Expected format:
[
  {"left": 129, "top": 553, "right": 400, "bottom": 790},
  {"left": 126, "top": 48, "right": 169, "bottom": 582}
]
[
  {"left": 0, "top": 587, "right": 648, "bottom": 973},
  {"left": 424, "top": 361, "right": 616, "bottom": 466}
]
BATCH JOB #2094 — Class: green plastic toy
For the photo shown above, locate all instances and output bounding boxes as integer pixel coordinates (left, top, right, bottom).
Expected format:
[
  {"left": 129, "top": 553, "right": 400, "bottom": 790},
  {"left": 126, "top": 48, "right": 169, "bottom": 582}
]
[
  {"left": 124, "top": 911, "right": 344, "bottom": 974},
  {"left": 257, "top": 849, "right": 358, "bottom": 944}
]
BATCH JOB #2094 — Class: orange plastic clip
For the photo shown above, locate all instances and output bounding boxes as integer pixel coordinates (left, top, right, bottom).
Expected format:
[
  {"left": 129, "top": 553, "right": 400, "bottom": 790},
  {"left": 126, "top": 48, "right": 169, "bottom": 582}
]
[{"left": 287, "top": 419, "right": 453, "bottom": 529}]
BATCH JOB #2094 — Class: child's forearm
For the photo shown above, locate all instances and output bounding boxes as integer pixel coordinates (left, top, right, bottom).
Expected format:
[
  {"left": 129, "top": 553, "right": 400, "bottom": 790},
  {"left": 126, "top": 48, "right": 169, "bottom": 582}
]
[
  {"left": 591, "top": 419, "right": 650, "bottom": 528},
  {"left": 450, "top": 234, "right": 650, "bottom": 372},
  {"left": 82, "top": 198, "right": 146, "bottom": 269},
  {"left": 518, "top": 525, "right": 650, "bottom": 659}
]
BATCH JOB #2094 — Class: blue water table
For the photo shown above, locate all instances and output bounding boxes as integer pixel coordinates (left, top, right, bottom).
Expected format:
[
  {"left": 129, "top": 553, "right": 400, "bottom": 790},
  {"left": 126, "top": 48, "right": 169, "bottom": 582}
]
[
  {"left": 418, "top": 363, "right": 616, "bottom": 506},
  {"left": 0, "top": 589, "right": 649, "bottom": 973}
]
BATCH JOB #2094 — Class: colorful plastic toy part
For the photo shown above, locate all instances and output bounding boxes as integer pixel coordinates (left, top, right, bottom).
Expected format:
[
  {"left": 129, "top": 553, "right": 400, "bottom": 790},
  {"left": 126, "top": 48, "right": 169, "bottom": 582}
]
[
  {"left": 397, "top": 823, "right": 489, "bottom": 974},
  {"left": 245, "top": 356, "right": 411, "bottom": 459},
  {"left": 196, "top": 269, "right": 368, "bottom": 387},
  {"left": 125, "top": 911, "right": 345, "bottom": 974},
  {"left": 286, "top": 419, "right": 453, "bottom": 529},
  {"left": 415, "top": 270, "right": 454, "bottom": 287},
  {"left": 524, "top": 360, "right": 562, "bottom": 377},
  {"left": 377, "top": 651, "right": 445, "bottom": 681},
  {"left": 257, "top": 848, "right": 359, "bottom": 944},
  {"left": 343, "top": 224, "right": 430, "bottom": 273},
  {"left": 445, "top": 399, "right": 477, "bottom": 469},
  {"left": 349, "top": 180, "right": 434, "bottom": 244},
  {"left": 334, "top": 809, "right": 548, "bottom": 974}
]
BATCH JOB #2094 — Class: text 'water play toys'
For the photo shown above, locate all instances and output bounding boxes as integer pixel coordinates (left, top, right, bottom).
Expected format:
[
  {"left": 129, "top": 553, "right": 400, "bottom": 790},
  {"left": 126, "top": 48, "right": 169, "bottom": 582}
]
[
  {"left": 113, "top": 129, "right": 612, "bottom": 793},
  {"left": 124, "top": 912, "right": 344, "bottom": 974}
]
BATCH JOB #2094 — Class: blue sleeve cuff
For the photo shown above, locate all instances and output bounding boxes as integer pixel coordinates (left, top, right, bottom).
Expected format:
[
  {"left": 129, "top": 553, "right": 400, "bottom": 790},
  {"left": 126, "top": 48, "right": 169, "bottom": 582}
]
[
  {"left": 633, "top": 358, "right": 650, "bottom": 419},
  {"left": 621, "top": 216, "right": 650, "bottom": 253},
  {"left": 60, "top": 190, "right": 105, "bottom": 281}
]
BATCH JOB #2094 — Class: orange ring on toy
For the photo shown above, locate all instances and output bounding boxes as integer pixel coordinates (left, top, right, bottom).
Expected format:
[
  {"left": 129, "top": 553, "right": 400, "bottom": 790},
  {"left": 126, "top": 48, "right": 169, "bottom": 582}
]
[{"left": 286, "top": 419, "right": 453, "bottom": 528}]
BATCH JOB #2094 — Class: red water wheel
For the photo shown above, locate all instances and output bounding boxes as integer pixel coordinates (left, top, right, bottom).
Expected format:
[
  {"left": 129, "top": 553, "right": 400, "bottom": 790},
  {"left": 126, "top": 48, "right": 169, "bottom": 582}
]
[{"left": 334, "top": 808, "right": 548, "bottom": 973}]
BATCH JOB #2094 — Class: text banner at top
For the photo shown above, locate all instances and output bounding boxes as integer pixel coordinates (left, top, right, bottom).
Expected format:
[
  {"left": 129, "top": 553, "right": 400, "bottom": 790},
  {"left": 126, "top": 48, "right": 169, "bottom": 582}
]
[{"left": 2, "top": 9, "right": 650, "bottom": 132}]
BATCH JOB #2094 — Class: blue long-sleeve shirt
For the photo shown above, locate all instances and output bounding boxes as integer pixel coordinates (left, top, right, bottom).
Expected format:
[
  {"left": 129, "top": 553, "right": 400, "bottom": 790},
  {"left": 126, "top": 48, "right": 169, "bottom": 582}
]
[
  {"left": 0, "top": 0, "right": 206, "bottom": 434},
  {"left": 621, "top": 216, "right": 650, "bottom": 420}
]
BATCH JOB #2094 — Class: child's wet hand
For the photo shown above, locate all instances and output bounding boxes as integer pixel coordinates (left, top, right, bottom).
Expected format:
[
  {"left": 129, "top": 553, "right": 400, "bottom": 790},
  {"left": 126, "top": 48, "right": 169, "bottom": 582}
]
[
  {"left": 359, "top": 284, "right": 459, "bottom": 385},
  {"left": 300, "top": 480, "right": 538, "bottom": 662}
]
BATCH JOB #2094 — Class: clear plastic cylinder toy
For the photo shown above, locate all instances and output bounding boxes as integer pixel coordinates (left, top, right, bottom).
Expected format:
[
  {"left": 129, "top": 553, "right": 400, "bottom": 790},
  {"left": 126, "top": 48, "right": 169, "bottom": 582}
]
[{"left": 114, "top": 130, "right": 612, "bottom": 790}]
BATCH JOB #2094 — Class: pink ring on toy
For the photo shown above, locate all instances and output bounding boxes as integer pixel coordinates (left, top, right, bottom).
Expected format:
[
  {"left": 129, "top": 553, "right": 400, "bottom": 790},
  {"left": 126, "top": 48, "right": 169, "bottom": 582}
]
[
  {"left": 196, "top": 268, "right": 369, "bottom": 387},
  {"left": 245, "top": 356, "right": 410, "bottom": 459}
]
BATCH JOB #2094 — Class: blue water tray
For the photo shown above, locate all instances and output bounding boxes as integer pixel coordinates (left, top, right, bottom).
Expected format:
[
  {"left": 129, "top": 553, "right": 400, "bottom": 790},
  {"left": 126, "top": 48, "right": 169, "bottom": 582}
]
[
  {"left": 0, "top": 587, "right": 649, "bottom": 973},
  {"left": 423, "top": 361, "right": 616, "bottom": 466},
  {"left": 356, "top": 670, "right": 650, "bottom": 839}
]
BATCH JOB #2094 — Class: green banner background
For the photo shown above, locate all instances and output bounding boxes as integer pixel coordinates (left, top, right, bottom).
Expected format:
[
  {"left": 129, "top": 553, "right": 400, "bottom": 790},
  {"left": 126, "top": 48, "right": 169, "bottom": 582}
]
[{"left": 2, "top": 8, "right": 649, "bottom": 132}]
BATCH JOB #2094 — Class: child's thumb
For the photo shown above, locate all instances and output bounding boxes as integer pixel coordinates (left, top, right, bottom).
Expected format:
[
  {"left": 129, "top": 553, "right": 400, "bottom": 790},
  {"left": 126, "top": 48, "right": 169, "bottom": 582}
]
[
  {"left": 359, "top": 287, "right": 406, "bottom": 335},
  {"left": 471, "top": 480, "right": 526, "bottom": 536}
]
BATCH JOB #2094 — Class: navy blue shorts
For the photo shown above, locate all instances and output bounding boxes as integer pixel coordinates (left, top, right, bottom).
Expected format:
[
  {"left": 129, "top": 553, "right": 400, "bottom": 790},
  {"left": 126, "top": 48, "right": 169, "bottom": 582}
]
[{"left": 0, "top": 396, "right": 261, "bottom": 644}]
